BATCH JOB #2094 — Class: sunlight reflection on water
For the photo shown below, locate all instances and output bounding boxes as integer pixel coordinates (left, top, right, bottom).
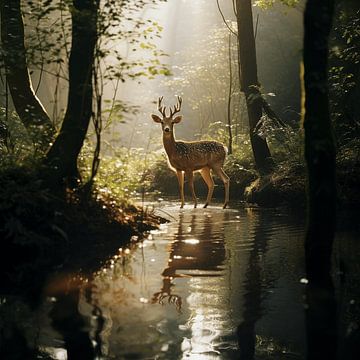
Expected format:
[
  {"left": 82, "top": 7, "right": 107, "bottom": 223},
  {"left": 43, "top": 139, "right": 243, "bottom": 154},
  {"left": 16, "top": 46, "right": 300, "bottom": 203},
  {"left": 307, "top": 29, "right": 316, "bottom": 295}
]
[
  {"left": 75, "top": 201, "right": 307, "bottom": 359},
  {"left": 16, "top": 199, "right": 359, "bottom": 359}
]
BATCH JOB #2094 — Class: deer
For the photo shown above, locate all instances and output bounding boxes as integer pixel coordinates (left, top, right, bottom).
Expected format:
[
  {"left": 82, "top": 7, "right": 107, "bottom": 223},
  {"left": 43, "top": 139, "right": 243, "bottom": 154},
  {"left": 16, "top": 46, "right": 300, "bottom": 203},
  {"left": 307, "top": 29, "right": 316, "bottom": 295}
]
[{"left": 151, "top": 96, "right": 230, "bottom": 209}]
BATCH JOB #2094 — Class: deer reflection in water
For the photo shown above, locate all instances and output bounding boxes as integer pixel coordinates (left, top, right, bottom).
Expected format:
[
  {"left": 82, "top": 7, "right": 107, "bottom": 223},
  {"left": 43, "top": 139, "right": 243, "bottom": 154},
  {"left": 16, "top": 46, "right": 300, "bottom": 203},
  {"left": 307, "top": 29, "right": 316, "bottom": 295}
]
[{"left": 152, "top": 210, "right": 227, "bottom": 311}]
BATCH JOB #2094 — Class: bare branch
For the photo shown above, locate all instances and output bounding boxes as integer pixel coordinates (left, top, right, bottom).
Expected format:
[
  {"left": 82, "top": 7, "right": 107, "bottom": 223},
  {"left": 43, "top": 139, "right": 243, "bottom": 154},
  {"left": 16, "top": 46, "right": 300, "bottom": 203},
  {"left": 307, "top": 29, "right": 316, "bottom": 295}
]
[
  {"left": 216, "top": 0, "right": 237, "bottom": 36},
  {"left": 232, "top": 0, "right": 237, "bottom": 16}
]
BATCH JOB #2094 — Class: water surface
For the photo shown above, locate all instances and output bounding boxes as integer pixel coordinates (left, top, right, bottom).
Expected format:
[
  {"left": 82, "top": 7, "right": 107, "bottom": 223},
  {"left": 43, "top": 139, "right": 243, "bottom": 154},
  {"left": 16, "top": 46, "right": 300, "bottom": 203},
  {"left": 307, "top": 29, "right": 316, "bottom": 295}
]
[
  {"left": 81, "top": 202, "right": 308, "bottom": 359},
  {"left": 14, "top": 201, "right": 360, "bottom": 359}
]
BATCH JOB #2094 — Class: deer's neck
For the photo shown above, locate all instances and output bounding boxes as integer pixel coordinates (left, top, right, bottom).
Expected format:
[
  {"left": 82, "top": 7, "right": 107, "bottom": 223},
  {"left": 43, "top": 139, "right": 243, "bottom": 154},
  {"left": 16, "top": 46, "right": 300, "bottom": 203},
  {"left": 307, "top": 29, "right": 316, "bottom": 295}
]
[{"left": 163, "top": 132, "right": 177, "bottom": 158}]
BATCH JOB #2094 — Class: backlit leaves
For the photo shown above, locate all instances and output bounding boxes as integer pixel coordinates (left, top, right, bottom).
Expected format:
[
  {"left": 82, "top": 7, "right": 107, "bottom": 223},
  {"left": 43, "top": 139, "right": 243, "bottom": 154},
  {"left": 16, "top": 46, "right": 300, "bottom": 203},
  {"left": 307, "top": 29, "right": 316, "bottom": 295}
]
[
  {"left": 15, "top": 0, "right": 170, "bottom": 86},
  {"left": 253, "top": 0, "right": 299, "bottom": 9}
]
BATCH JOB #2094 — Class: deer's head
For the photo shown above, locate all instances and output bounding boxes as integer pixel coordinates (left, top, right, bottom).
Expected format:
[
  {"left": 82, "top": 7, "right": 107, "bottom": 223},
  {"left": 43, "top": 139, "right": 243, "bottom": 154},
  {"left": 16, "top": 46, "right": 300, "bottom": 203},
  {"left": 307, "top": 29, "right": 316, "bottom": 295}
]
[{"left": 152, "top": 96, "right": 183, "bottom": 135}]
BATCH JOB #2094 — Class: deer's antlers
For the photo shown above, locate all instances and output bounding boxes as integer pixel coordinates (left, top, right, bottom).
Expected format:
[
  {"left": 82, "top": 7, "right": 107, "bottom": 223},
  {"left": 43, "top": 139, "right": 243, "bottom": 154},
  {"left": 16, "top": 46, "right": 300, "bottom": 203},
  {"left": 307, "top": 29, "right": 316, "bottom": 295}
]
[
  {"left": 170, "top": 96, "right": 182, "bottom": 117},
  {"left": 157, "top": 96, "right": 183, "bottom": 118},
  {"left": 157, "top": 96, "right": 167, "bottom": 117}
]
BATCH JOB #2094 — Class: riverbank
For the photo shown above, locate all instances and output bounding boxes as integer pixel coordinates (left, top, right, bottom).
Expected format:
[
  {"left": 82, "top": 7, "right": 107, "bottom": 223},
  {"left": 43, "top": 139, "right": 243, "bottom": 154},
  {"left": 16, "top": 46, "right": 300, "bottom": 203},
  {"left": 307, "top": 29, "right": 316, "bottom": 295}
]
[
  {"left": 148, "top": 154, "right": 360, "bottom": 208},
  {"left": 0, "top": 164, "right": 165, "bottom": 306}
]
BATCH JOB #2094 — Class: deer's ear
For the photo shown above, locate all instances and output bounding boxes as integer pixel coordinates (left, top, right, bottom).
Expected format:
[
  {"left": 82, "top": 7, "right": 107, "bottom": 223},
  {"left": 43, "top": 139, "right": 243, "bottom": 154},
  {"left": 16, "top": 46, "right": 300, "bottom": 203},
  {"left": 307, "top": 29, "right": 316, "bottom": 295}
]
[
  {"left": 151, "top": 114, "right": 162, "bottom": 123},
  {"left": 173, "top": 115, "right": 182, "bottom": 124}
]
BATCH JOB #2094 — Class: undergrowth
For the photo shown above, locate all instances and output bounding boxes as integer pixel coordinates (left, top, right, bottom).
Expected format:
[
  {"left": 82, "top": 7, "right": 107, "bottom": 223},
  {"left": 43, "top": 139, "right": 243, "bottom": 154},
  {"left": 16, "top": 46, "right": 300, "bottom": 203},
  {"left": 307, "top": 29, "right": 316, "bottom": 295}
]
[{"left": 0, "top": 149, "right": 164, "bottom": 303}]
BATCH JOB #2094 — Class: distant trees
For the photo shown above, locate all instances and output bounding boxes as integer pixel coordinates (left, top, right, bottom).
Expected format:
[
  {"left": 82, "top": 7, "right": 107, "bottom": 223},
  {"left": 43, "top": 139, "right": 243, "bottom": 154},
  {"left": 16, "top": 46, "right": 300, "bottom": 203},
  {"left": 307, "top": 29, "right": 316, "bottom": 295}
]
[
  {"left": 0, "top": 0, "right": 169, "bottom": 187},
  {"left": 0, "top": 0, "right": 55, "bottom": 151},
  {"left": 169, "top": 1, "right": 278, "bottom": 173},
  {"left": 162, "top": 25, "right": 246, "bottom": 150}
]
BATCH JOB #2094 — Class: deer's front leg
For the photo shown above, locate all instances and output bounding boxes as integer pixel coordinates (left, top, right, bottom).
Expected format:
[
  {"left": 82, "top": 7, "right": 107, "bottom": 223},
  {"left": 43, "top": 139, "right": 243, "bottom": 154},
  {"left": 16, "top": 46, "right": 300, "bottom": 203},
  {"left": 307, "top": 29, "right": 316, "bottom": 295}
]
[
  {"left": 186, "top": 170, "right": 197, "bottom": 208},
  {"left": 213, "top": 166, "right": 230, "bottom": 209},
  {"left": 200, "top": 167, "right": 214, "bottom": 208},
  {"left": 176, "top": 170, "right": 185, "bottom": 208}
]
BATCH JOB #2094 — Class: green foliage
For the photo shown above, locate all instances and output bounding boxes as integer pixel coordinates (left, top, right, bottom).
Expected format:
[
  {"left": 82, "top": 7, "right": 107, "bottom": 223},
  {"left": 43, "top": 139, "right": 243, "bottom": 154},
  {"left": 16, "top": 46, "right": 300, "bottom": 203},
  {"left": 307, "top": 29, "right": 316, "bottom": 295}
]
[
  {"left": 206, "top": 121, "right": 228, "bottom": 145},
  {"left": 148, "top": 154, "right": 177, "bottom": 195},
  {"left": 329, "top": 9, "right": 360, "bottom": 147},
  {"left": 102, "top": 99, "right": 140, "bottom": 129},
  {"left": 80, "top": 145, "right": 162, "bottom": 201},
  {"left": 22, "top": 0, "right": 170, "bottom": 85},
  {"left": 253, "top": 0, "right": 299, "bottom": 9},
  {"left": 336, "top": 137, "right": 360, "bottom": 206},
  {"left": 256, "top": 114, "right": 305, "bottom": 164},
  {"left": 244, "top": 159, "right": 306, "bottom": 206},
  {"left": 0, "top": 0, "right": 172, "bottom": 184},
  {"left": 0, "top": 107, "right": 34, "bottom": 159},
  {"left": 224, "top": 154, "right": 258, "bottom": 196}
]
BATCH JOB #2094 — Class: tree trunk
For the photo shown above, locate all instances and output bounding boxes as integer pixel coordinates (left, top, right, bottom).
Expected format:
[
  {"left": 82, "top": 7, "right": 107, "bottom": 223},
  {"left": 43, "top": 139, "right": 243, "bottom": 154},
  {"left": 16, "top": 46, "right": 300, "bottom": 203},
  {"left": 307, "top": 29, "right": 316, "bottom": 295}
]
[
  {"left": 0, "top": 0, "right": 54, "bottom": 151},
  {"left": 235, "top": 0, "right": 274, "bottom": 175},
  {"left": 303, "top": 1, "right": 337, "bottom": 359},
  {"left": 227, "top": 33, "right": 233, "bottom": 155},
  {"left": 46, "top": 0, "right": 99, "bottom": 186}
]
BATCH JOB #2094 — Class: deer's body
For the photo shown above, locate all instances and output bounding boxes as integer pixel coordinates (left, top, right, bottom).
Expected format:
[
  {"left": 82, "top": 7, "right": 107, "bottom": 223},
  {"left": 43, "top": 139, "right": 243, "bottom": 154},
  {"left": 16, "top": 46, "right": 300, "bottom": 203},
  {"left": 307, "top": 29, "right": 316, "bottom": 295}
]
[
  {"left": 152, "top": 96, "right": 230, "bottom": 208},
  {"left": 165, "top": 139, "right": 226, "bottom": 171}
]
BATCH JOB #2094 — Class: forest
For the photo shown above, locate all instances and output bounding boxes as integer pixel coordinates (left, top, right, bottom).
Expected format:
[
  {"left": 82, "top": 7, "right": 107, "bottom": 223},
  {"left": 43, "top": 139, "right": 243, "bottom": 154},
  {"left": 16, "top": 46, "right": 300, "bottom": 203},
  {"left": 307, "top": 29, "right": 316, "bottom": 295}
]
[{"left": 0, "top": 0, "right": 359, "bottom": 359}]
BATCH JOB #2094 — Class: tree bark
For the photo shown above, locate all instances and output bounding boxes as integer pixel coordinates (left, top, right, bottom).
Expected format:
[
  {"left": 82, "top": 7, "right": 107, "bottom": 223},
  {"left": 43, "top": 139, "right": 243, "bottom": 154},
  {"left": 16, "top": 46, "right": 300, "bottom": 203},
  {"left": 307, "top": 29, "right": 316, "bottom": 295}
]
[
  {"left": 235, "top": 0, "right": 274, "bottom": 175},
  {"left": 46, "top": 0, "right": 99, "bottom": 186},
  {"left": 227, "top": 33, "right": 233, "bottom": 155},
  {"left": 0, "top": 0, "right": 55, "bottom": 151},
  {"left": 303, "top": 1, "right": 337, "bottom": 359}
]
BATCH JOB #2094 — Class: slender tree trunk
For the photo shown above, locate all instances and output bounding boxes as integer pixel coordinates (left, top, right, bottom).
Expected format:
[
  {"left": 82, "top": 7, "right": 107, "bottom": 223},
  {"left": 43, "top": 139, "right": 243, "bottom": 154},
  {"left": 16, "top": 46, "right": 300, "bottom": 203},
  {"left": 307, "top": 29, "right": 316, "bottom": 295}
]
[
  {"left": 46, "top": 0, "right": 99, "bottom": 186},
  {"left": 235, "top": 0, "right": 274, "bottom": 175},
  {"left": 0, "top": 0, "right": 54, "bottom": 151},
  {"left": 227, "top": 33, "right": 233, "bottom": 155},
  {"left": 303, "top": 1, "right": 337, "bottom": 359}
]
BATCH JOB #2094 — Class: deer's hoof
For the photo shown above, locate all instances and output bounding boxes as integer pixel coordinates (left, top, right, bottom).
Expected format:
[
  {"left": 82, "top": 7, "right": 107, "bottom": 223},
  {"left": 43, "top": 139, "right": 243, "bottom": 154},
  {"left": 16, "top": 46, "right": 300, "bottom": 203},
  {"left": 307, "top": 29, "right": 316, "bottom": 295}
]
[
  {"left": 194, "top": 204, "right": 197, "bottom": 209},
  {"left": 222, "top": 203, "right": 228, "bottom": 209},
  {"left": 180, "top": 204, "right": 184, "bottom": 209},
  {"left": 203, "top": 203, "right": 208, "bottom": 208}
]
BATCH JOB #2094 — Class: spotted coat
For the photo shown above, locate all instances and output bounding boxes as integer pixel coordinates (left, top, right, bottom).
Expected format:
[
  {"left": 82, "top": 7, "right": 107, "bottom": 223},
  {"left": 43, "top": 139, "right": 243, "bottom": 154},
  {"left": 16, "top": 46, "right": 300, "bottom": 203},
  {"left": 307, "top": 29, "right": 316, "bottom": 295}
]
[{"left": 167, "top": 140, "right": 227, "bottom": 172}]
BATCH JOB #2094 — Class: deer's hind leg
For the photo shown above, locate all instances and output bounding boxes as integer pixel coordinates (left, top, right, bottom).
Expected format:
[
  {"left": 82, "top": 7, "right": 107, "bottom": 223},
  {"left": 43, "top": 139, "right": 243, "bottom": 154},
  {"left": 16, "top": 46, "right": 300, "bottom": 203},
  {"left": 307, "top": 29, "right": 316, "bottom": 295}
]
[
  {"left": 176, "top": 170, "right": 185, "bottom": 208},
  {"left": 200, "top": 167, "right": 214, "bottom": 208},
  {"left": 186, "top": 170, "right": 197, "bottom": 208},
  {"left": 212, "top": 166, "right": 230, "bottom": 209}
]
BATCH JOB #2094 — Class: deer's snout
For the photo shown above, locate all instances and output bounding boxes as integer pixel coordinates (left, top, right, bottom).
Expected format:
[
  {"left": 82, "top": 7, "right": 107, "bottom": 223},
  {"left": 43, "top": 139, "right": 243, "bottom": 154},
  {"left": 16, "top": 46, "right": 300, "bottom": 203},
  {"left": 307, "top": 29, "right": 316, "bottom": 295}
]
[{"left": 164, "top": 126, "right": 171, "bottom": 133}]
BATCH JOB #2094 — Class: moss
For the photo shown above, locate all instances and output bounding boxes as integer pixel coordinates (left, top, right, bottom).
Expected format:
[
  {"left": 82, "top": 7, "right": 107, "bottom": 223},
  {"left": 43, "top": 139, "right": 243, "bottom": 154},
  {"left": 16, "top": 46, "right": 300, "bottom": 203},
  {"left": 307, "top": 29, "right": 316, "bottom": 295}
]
[{"left": 244, "top": 163, "right": 306, "bottom": 207}]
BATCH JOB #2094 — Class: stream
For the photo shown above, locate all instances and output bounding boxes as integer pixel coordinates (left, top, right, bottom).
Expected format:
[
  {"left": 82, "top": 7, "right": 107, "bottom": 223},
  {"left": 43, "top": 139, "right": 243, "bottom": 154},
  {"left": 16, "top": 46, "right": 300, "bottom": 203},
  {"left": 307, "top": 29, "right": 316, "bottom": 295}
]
[{"left": 4, "top": 200, "right": 360, "bottom": 359}]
